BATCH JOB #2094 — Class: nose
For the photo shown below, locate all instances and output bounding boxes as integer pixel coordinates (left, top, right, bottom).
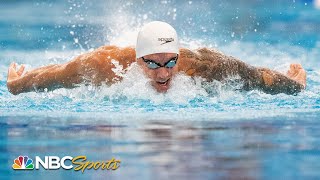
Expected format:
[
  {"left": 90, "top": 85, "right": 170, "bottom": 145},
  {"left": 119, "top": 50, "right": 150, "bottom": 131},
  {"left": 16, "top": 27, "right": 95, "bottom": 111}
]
[{"left": 156, "top": 67, "right": 170, "bottom": 80}]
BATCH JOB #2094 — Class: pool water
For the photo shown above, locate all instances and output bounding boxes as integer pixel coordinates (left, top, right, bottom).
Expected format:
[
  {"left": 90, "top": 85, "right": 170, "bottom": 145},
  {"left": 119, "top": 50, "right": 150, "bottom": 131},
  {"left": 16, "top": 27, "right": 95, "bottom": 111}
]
[{"left": 1, "top": 0, "right": 320, "bottom": 179}]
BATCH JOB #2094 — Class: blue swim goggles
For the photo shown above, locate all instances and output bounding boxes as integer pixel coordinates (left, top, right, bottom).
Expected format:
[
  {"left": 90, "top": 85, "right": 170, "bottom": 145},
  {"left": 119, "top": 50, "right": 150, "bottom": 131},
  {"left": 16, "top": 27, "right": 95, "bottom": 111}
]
[{"left": 141, "top": 55, "right": 178, "bottom": 69}]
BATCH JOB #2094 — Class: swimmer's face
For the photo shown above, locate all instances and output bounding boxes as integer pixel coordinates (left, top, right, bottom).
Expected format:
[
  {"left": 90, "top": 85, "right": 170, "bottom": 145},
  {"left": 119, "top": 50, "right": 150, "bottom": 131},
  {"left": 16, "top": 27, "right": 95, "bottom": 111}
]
[{"left": 137, "top": 53, "right": 179, "bottom": 93}]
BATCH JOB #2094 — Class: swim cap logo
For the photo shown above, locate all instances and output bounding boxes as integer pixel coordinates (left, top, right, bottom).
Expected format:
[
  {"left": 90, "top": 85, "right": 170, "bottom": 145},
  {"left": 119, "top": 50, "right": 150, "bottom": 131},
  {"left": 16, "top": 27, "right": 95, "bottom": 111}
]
[
  {"left": 158, "top": 38, "right": 174, "bottom": 45},
  {"left": 12, "top": 156, "right": 34, "bottom": 170}
]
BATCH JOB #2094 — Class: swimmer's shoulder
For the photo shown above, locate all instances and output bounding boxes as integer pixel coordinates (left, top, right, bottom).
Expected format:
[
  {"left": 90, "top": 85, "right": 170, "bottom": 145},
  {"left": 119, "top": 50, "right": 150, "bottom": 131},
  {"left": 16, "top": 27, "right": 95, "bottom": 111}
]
[
  {"left": 179, "top": 47, "right": 225, "bottom": 60},
  {"left": 94, "top": 45, "right": 134, "bottom": 55},
  {"left": 90, "top": 45, "right": 136, "bottom": 68},
  {"left": 178, "top": 47, "right": 229, "bottom": 77}
]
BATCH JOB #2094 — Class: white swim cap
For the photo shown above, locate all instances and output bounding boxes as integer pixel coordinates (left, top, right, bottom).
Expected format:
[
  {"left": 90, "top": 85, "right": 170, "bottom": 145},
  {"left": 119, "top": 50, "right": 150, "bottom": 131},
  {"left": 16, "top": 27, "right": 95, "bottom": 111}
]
[{"left": 136, "top": 21, "right": 179, "bottom": 58}]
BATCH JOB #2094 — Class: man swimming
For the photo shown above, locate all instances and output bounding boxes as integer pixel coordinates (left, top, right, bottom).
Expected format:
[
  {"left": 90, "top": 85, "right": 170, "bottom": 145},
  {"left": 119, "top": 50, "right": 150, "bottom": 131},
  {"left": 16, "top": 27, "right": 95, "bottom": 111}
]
[{"left": 6, "top": 21, "right": 306, "bottom": 95}]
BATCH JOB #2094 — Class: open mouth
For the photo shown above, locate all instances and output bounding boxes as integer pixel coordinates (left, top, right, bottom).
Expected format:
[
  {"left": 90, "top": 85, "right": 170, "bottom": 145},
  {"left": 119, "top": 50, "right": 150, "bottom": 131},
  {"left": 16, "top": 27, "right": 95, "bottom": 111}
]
[{"left": 156, "top": 79, "right": 170, "bottom": 86}]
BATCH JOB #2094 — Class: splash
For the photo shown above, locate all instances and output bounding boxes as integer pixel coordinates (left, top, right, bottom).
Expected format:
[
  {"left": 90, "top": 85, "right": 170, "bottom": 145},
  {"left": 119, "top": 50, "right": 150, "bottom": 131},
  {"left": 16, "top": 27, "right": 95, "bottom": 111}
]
[
  {"left": 1, "top": 0, "right": 320, "bottom": 119},
  {"left": 101, "top": 63, "right": 209, "bottom": 104}
]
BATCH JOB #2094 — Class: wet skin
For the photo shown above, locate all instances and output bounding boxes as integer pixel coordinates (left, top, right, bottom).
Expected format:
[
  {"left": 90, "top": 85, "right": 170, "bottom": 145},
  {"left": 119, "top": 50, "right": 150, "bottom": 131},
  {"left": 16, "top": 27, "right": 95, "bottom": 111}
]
[
  {"left": 137, "top": 53, "right": 178, "bottom": 93},
  {"left": 6, "top": 46, "right": 306, "bottom": 95}
]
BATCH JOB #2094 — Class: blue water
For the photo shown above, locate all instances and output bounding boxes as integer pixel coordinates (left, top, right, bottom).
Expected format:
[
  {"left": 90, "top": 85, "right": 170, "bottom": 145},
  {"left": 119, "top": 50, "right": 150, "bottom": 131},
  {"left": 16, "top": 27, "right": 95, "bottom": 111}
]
[{"left": 1, "top": 0, "right": 320, "bottom": 179}]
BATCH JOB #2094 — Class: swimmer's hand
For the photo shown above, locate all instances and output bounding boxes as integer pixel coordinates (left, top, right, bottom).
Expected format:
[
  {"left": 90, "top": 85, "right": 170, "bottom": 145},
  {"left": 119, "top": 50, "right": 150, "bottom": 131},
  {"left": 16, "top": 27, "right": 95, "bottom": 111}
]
[
  {"left": 286, "top": 63, "right": 306, "bottom": 89},
  {"left": 7, "top": 62, "right": 25, "bottom": 82},
  {"left": 7, "top": 62, "right": 25, "bottom": 94}
]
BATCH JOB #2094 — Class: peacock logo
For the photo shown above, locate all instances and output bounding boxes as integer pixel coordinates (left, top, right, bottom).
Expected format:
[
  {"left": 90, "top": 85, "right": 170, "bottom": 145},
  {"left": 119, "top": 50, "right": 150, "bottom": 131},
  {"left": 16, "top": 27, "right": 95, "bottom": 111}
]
[{"left": 12, "top": 155, "right": 34, "bottom": 170}]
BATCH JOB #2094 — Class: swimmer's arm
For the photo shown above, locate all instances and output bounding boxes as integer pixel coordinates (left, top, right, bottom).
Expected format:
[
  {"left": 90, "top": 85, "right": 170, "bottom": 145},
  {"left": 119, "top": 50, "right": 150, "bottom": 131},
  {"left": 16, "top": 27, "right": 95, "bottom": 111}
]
[
  {"left": 7, "top": 46, "right": 135, "bottom": 95},
  {"left": 234, "top": 59, "right": 305, "bottom": 95},
  {"left": 6, "top": 58, "right": 84, "bottom": 95},
  {"left": 255, "top": 66, "right": 306, "bottom": 95},
  {"left": 181, "top": 48, "right": 305, "bottom": 95}
]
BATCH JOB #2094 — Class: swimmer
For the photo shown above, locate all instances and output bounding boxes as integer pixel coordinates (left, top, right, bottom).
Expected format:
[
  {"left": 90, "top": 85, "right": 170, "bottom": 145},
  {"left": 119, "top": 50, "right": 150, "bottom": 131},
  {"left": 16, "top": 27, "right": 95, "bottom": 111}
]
[{"left": 6, "top": 21, "right": 306, "bottom": 95}]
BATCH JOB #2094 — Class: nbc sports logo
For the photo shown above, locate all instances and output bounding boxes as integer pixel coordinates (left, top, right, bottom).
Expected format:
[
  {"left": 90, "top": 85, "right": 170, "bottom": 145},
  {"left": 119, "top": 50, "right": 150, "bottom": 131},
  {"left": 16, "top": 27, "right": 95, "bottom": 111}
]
[
  {"left": 12, "top": 155, "right": 34, "bottom": 170},
  {"left": 11, "top": 155, "right": 120, "bottom": 172}
]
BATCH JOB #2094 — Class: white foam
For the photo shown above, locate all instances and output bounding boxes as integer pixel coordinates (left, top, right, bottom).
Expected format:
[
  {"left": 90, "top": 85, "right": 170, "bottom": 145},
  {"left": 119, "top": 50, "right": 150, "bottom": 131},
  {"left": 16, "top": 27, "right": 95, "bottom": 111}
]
[
  {"left": 103, "top": 10, "right": 142, "bottom": 47},
  {"left": 99, "top": 63, "right": 209, "bottom": 104},
  {"left": 111, "top": 59, "right": 125, "bottom": 79}
]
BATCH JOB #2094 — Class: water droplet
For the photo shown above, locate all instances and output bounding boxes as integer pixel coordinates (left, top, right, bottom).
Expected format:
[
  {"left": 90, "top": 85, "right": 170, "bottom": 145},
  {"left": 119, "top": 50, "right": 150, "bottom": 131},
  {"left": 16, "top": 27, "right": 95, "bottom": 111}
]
[{"left": 143, "top": 14, "right": 148, "bottom": 20}]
